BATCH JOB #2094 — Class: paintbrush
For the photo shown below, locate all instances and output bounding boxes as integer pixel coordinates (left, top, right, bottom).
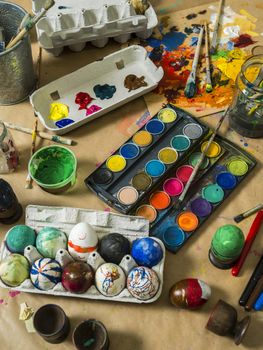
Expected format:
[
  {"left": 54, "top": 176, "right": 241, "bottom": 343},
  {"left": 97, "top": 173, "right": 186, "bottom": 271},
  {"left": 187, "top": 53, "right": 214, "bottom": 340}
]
[
  {"left": 234, "top": 203, "right": 263, "bottom": 223},
  {"left": 174, "top": 107, "right": 230, "bottom": 210},
  {"left": 25, "top": 119, "right": 38, "bottom": 189},
  {"left": 204, "top": 21, "right": 213, "bottom": 93},
  {"left": 210, "top": 0, "right": 224, "bottom": 55},
  {"left": 6, "top": 0, "right": 55, "bottom": 50},
  {"left": 184, "top": 25, "right": 204, "bottom": 98}
]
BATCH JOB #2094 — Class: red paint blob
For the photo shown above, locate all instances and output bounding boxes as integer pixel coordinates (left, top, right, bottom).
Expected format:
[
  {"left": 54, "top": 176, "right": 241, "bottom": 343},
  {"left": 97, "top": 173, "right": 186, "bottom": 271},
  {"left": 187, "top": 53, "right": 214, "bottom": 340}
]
[
  {"left": 75, "top": 92, "right": 93, "bottom": 110},
  {"left": 232, "top": 34, "right": 256, "bottom": 48}
]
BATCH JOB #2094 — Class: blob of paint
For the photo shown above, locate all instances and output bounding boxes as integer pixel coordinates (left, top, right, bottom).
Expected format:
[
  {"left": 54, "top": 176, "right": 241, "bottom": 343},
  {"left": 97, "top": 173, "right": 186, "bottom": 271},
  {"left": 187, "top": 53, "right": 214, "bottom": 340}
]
[
  {"left": 145, "top": 119, "right": 165, "bottom": 135},
  {"left": 177, "top": 211, "right": 199, "bottom": 232},
  {"left": 131, "top": 173, "right": 152, "bottom": 191},
  {"left": 120, "top": 143, "right": 140, "bottom": 159},
  {"left": 117, "top": 186, "right": 139, "bottom": 205},
  {"left": 171, "top": 135, "right": 191, "bottom": 151},
  {"left": 136, "top": 205, "right": 157, "bottom": 223},
  {"left": 145, "top": 160, "right": 166, "bottom": 177},
  {"left": 55, "top": 118, "right": 74, "bottom": 128},
  {"left": 150, "top": 191, "right": 171, "bottom": 210},
  {"left": 48, "top": 103, "right": 69, "bottom": 121},
  {"left": 190, "top": 197, "right": 212, "bottom": 217},
  {"left": 227, "top": 159, "right": 248, "bottom": 176},
  {"left": 86, "top": 105, "right": 102, "bottom": 116},
  {"left": 202, "top": 184, "right": 224, "bottom": 203},
  {"left": 163, "top": 225, "right": 186, "bottom": 247},
  {"left": 216, "top": 172, "right": 237, "bottom": 190},
  {"left": 201, "top": 141, "right": 221, "bottom": 158},
  {"left": 124, "top": 74, "right": 147, "bottom": 91},
  {"left": 93, "top": 84, "right": 116, "bottom": 100},
  {"left": 106, "top": 155, "right": 126, "bottom": 172},
  {"left": 183, "top": 123, "right": 203, "bottom": 139},
  {"left": 176, "top": 165, "right": 193, "bottom": 183},
  {"left": 189, "top": 152, "right": 209, "bottom": 169},
  {"left": 158, "top": 147, "right": 178, "bottom": 164},
  {"left": 157, "top": 108, "right": 177, "bottom": 123},
  {"left": 163, "top": 178, "right": 184, "bottom": 196},
  {"left": 132, "top": 130, "right": 153, "bottom": 147}
]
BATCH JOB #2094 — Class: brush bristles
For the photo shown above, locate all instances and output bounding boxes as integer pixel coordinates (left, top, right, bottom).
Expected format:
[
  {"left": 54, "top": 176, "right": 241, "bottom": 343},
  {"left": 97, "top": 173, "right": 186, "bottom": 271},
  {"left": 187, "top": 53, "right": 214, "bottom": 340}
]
[
  {"left": 206, "top": 84, "right": 213, "bottom": 93},
  {"left": 184, "top": 81, "right": 196, "bottom": 98},
  {"left": 234, "top": 214, "right": 244, "bottom": 223}
]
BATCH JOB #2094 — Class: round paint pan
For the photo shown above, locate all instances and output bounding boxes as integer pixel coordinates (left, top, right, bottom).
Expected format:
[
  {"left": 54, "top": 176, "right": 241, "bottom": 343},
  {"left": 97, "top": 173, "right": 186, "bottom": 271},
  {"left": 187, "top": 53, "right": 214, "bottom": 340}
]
[
  {"left": 158, "top": 147, "right": 178, "bottom": 164},
  {"left": 171, "top": 135, "right": 191, "bottom": 152},
  {"left": 93, "top": 168, "right": 113, "bottom": 185},
  {"left": 216, "top": 172, "right": 237, "bottom": 190},
  {"left": 227, "top": 158, "right": 249, "bottom": 176},
  {"left": 177, "top": 211, "right": 199, "bottom": 232},
  {"left": 135, "top": 205, "right": 157, "bottom": 223},
  {"left": 163, "top": 225, "right": 186, "bottom": 248},
  {"left": 176, "top": 165, "right": 194, "bottom": 184},
  {"left": 157, "top": 108, "right": 177, "bottom": 123},
  {"left": 189, "top": 152, "right": 209, "bottom": 170},
  {"left": 131, "top": 172, "right": 152, "bottom": 191},
  {"left": 149, "top": 191, "right": 171, "bottom": 210},
  {"left": 106, "top": 155, "right": 126, "bottom": 172},
  {"left": 132, "top": 130, "right": 153, "bottom": 147},
  {"left": 117, "top": 186, "right": 139, "bottom": 205},
  {"left": 145, "top": 160, "right": 166, "bottom": 178},
  {"left": 201, "top": 141, "right": 221, "bottom": 158},
  {"left": 120, "top": 143, "right": 140, "bottom": 159},
  {"left": 183, "top": 123, "right": 203, "bottom": 140},
  {"left": 163, "top": 178, "right": 184, "bottom": 197},
  {"left": 202, "top": 184, "right": 224, "bottom": 204},
  {"left": 145, "top": 119, "right": 165, "bottom": 135},
  {"left": 190, "top": 197, "right": 213, "bottom": 217}
]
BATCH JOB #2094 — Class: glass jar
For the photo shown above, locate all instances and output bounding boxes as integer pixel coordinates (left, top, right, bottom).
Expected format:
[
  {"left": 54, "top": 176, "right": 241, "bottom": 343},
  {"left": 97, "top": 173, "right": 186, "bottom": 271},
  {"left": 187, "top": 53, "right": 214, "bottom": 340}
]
[
  {"left": 229, "top": 54, "right": 263, "bottom": 138},
  {"left": 0, "top": 122, "right": 19, "bottom": 173}
]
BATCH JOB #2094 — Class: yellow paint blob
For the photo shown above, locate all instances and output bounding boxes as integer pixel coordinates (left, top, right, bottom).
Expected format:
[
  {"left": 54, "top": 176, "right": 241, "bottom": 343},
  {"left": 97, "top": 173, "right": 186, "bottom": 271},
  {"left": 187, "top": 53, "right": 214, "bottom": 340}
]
[
  {"left": 201, "top": 141, "right": 221, "bottom": 158},
  {"left": 158, "top": 147, "right": 178, "bottom": 164},
  {"left": 48, "top": 103, "right": 69, "bottom": 121},
  {"left": 158, "top": 108, "right": 177, "bottom": 123},
  {"left": 216, "top": 58, "right": 245, "bottom": 82},
  {"left": 132, "top": 130, "right": 153, "bottom": 147},
  {"left": 106, "top": 155, "right": 126, "bottom": 172}
]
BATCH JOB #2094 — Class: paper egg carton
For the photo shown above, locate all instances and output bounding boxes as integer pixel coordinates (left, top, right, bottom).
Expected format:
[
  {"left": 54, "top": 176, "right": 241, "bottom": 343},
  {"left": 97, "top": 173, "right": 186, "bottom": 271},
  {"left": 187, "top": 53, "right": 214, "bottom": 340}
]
[
  {"left": 0, "top": 205, "right": 165, "bottom": 304},
  {"left": 32, "top": 0, "right": 158, "bottom": 55}
]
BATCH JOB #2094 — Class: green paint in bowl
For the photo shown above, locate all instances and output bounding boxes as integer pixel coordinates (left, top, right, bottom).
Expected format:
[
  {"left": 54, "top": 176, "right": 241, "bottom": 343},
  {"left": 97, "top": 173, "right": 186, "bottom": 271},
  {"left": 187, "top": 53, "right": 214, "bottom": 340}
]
[{"left": 29, "top": 145, "right": 77, "bottom": 193}]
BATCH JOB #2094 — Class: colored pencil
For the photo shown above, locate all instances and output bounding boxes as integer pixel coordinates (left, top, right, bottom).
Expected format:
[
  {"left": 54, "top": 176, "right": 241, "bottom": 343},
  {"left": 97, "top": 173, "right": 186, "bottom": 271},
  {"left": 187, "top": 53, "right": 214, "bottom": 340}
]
[
  {"left": 184, "top": 25, "right": 204, "bottom": 98},
  {"left": 204, "top": 21, "right": 213, "bottom": 93},
  {"left": 234, "top": 203, "right": 263, "bottom": 223},
  {"left": 245, "top": 275, "right": 263, "bottom": 311},
  {"left": 25, "top": 119, "right": 38, "bottom": 189},
  {"left": 232, "top": 211, "right": 263, "bottom": 276},
  {"left": 175, "top": 106, "right": 229, "bottom": 210},
  {"left": 210, "top": 0, "right": 224, "bottom": 54}
]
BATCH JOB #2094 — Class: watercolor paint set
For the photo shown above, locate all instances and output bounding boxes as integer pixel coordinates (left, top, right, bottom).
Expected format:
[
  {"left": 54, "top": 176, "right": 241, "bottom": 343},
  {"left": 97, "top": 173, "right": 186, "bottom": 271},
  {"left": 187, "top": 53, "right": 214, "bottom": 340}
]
[
  {"left": 85, "top": 104, "right": 210, "bottom": 213},
  {"left": 30, "top": 45, "right": 163, "bottom": 135},
  {"left": 32, "top": 0, "right": 157, "bottom": 55}
]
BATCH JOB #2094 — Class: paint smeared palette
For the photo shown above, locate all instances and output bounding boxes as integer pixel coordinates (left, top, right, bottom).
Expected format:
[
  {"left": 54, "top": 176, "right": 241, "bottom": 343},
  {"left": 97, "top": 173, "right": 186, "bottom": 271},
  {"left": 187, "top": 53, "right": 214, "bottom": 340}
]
[
  {"left": 85, "top": 105, "right": 257, "bottom": 253},
  {"left": 30, "top": 46, "right": 163, "bottom": 135}
]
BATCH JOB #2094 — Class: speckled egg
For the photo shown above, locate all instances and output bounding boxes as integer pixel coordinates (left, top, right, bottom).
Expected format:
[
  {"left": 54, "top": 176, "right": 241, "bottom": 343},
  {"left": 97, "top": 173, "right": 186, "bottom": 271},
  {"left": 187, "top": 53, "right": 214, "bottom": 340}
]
[
  {"left": 131, "top": 237, "right": 163, "bottom": 267},
  {"left": 36, "top": 227, "right": 67, "bottom": 258},
  {"left": 30, "top": 258, "right": 62, "bottom": 290},
  {"left": 68, "top": 223, "right": 98, "bottom": 261},
  {"left": 169, "top": 278, "right": 211, "bottom": 309},
  {"left": 127, "top": 266, "right": 160, "bottom": 300},
  {"left": 95, "top": 263, "right": 126, "bottom": 297},
  {"left": 99, "top": 233, "right": 130, "bottom": 264},
  {"left": 62, "top": 261, "right": 94, "bottom": 294},
  {"left": 6, "top": 225, "right": 36, "bottom": 253},
  {"left": 0, "top": 254, "right": 30, "bottom": 287}
]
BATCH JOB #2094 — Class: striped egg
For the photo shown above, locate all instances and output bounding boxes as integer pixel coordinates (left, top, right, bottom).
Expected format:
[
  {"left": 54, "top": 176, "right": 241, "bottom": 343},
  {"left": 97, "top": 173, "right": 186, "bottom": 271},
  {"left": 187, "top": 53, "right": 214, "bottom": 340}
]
[{"left": 30, "top": 258, "right": 62, "bottom": 291}]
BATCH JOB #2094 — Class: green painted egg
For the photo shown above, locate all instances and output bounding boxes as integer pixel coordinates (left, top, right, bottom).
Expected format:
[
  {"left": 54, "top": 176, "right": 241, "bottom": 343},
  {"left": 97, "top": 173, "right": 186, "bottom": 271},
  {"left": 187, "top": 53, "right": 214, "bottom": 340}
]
[
  {"left": 0, "top": 254, "right": 30, "bottom": 287},
  {"left": 36, "top": 227, "right": 67, "bottom": 259},
  {"left": 6, "top": 225, "right": 36, "bottom": 253}
]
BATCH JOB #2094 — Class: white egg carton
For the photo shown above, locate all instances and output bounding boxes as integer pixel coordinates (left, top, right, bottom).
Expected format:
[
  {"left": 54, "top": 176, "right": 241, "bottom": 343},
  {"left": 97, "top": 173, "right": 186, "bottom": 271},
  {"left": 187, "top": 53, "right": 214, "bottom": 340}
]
[
  {"left": 0, "top": 205, "right": 165, "bottom": 304},
  {"left": 30, "top": 45, "right": 164, "bottom": 135},
  {"left": 32, "top": 0, "right": 158, "bottom": 55}
]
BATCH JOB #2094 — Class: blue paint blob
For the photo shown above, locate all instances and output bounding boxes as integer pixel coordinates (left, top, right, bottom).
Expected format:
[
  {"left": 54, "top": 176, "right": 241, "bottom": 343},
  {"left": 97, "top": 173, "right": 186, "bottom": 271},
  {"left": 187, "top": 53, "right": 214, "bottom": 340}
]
[
  {"left": 119, "top": 143, "right": 140, "bottom": 159},
  {"left": 145, "top": 160, "right": 165, "bottom": 177},
  {"left": 131, "top": 237, "right": 163, "bottom": 267},
  {"left": 216, "top": 172, "right": 237, "bottom": 190},
  {"left": 147, "top": 30, "right": 187, "bottom": 52},
  {"left": 55, "top": 118, "right": 74, "bottom": 128},
  {"left": 163, "top": 226, "right": 186, "bottom": 247},
  {"left": 171, "top": 135, "right": 190, "bottom": 151},
  {"left": 227, "top": 41, "right": 235, "bottom": 50},
  {"left": 93, "top": 84, "right": 116, "bottom": 100},
  {"left": 254, "top": 291, "right": 263, "bottom": 311},
  {"left": 145, "top": 119, "right": 165, "bottom": 135},
  {"left": 244, "top": 142, "right": 248, "bottom": 147},
  {"left": 190, "top": 37, "right": 198, "bottom": 46}
]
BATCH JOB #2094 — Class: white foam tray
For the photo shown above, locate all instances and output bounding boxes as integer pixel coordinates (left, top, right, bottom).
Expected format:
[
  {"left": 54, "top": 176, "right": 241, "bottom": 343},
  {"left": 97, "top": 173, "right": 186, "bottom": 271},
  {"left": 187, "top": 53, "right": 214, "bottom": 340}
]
[
  {"left": 32, "top": 0, "right": 158, "bottom": 55},
  {"left": 0, "top": 205, "right": 165, "bottom": 304},
  {"left": 30, "top": 45, "right": 164, "bottom": 135}
]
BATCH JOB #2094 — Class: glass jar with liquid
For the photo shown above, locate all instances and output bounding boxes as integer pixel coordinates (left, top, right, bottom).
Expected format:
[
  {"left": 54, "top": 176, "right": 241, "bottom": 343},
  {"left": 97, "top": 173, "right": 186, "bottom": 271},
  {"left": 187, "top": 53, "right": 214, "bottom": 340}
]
[
  {"left": 229, "top": 54, "right": 263, "bottom": 138},
  {"left": 0, "top": 122, "right": 19, "bottom": 173}
]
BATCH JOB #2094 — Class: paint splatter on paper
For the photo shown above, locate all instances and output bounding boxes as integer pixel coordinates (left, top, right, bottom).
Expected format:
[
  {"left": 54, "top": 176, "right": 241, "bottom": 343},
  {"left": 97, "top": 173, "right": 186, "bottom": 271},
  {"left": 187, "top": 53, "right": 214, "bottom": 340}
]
[{"left": 8, "top": 290, "right": 20, "bottom": 298}]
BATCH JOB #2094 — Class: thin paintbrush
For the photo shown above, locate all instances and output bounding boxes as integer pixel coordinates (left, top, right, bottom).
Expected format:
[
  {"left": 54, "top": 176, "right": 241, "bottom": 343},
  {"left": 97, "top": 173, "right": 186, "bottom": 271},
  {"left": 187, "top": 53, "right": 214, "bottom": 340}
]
[
  {"left": 174, "top": 107, "right": 230, "bottom": 210},
  {"left": 25, "top": 119, "right": 38, "bottom": 189},
  {"left": 234, "top": 203, "right": 263, "bottom": 223},
  {"left": 204, "top": 21, "right": 213, "bottom": 93},
  {"left": 210, "top": 0, "right": 224, "bottom": 55},
  {"left": 184, "top": 25, "right": 204, "bottom": 98}
]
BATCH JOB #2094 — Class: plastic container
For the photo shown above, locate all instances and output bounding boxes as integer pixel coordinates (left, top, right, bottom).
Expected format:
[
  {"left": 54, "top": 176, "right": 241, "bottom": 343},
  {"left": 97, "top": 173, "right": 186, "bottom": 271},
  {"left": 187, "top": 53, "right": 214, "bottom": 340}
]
[{"left": 0, "top": 122, "right": 19, "bottom": 173}]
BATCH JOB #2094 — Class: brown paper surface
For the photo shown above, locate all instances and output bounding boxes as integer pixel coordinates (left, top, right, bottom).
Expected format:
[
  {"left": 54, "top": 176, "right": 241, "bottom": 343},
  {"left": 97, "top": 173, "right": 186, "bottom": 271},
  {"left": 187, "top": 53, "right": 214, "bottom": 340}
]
[{"left": 0, "top": 1, "right": 263, "bottom": 349}]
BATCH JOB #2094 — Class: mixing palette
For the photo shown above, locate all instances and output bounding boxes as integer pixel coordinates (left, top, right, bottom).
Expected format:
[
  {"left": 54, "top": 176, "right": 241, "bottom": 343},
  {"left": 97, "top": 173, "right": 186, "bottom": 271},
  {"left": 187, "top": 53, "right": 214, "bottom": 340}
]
[{"left": 85, "top": 105, "right": 209, "bottom": 214}]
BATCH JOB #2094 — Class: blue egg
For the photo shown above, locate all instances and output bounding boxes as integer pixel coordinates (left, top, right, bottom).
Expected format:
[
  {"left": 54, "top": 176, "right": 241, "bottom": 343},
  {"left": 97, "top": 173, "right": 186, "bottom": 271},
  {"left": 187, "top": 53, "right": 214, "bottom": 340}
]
[{"left": 131, "top": 237, "right": 163, "bottom": 267}]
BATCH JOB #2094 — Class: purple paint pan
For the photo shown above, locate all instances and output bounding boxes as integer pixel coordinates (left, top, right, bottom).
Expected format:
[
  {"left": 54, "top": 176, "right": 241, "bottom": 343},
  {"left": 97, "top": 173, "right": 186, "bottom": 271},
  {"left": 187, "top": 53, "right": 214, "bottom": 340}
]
[{"left": 190, "top": 197, "right": 212, "bottom": 217}]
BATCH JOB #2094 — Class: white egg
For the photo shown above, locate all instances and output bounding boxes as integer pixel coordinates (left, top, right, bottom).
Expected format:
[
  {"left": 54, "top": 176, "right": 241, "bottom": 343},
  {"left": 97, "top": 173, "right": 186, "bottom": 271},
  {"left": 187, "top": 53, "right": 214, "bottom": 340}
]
[{"left": 68, "top": 223, "right": 98, "bottom": 261}]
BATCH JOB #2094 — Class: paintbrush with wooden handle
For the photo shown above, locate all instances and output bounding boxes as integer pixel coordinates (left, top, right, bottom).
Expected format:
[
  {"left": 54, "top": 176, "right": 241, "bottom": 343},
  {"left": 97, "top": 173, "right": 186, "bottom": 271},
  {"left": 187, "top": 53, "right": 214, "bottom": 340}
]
[
  {"left": 204, "top": 21, "right": 213, "bottom": 93},
  {"left": 210, "top": 0, "right": 224, "bottom": 54},
  {"left": 25, "top": 119, "right": 38, "bottom": 189}
]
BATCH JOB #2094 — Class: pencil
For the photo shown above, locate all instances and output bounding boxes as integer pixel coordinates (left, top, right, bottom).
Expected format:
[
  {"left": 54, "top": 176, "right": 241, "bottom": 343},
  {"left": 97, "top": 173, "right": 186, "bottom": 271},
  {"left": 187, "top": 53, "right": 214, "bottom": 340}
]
[
  {"left": 210, "top": 0, "right": 224, "bottom": 55},
  {"left": 25, "top": 119, "right": 38, "bottom": 189}
]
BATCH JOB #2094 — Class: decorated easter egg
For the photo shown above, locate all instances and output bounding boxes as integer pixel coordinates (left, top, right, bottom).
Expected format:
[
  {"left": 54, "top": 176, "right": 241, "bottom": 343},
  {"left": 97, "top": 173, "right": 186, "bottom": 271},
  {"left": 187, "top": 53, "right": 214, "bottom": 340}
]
[
  {"left": 6, "top": 225, "right": 36, "bottom": 253},
  {"left": 127, "top": 266, "right": 159, "bottom": 300},
  {"left": 131, "top": 237, "right": 163, "bottom": 267},
  {"left": 0, "top": 254, "right": 30, "bottom": 287},
  {"left": 68, "top": 223, "right": 98, "bottom": 261},
  {"left": 95, "top": 263, "right": 126, "bottom": 297},
  {"left": 99, "top": 233, "right": 130, "bottom": 264},
  {"left": 169, "top": 278, "right": 211, "bottom": 309},
  {"left": 30, "top": 258, "right": 62, "bottom": 290},
  {"left": 62, "top": 261, "right": 94, "bottom": 294},
  {"left": 36, "top": 227, "right": 67, "bottom": 259}
]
